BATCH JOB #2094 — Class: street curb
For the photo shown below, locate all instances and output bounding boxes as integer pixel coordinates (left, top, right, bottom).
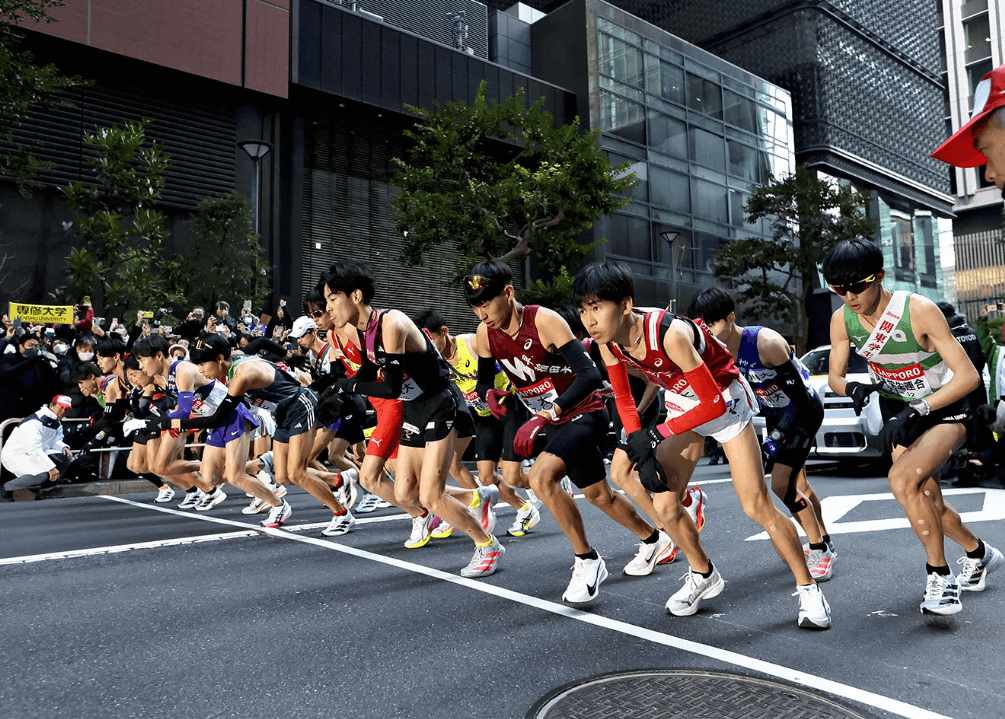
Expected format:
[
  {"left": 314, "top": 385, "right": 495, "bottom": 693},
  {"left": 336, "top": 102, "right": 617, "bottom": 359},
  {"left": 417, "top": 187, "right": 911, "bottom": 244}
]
[{"left": 12, "top": 479, "right": 156, "bottom": 501}]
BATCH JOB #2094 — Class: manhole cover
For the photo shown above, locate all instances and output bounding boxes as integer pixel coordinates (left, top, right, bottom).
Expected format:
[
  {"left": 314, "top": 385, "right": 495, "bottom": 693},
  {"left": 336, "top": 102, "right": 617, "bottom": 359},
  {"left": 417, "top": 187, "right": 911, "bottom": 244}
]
[{"left": 528, "top": 669, "right": 874, "bottom": 719}]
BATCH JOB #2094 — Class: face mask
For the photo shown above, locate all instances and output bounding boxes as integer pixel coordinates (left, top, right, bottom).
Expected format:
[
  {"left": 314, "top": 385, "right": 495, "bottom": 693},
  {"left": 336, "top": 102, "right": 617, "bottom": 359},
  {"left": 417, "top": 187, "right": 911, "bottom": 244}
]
[
  {"left": 23, "top": 347, "right": 39, "bottom": 358},
  {"left": 78, "top": 351, "right": 94, "bottom": 361},
  {"left": 53, "top": 343, "right": 68, "bottom": 355}
]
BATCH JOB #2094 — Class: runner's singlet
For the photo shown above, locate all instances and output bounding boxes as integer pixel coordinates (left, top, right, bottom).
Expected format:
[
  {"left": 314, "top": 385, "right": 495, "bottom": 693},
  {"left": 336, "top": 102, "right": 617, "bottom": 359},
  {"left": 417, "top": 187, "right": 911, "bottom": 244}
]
[
  {"left": 450, "top": 334, "right": 510, "bottom": 417},
  {"left": 227, "top": 354, "right": 303, "bottom": 413},
  {"left": 330, "top": 330, "right": 364, "bottom": 378},
  {"left": 843, "top": 290, "right": 953, "bottom": 402},
  {"left": 363, "top": 310, "right": 450, "bottom": 401},
  {"left": 735, "top": 326, "right": 813, "bottom": 416},
  {"left": 486, "top": 305, "right": 606, "bottom": 424}
]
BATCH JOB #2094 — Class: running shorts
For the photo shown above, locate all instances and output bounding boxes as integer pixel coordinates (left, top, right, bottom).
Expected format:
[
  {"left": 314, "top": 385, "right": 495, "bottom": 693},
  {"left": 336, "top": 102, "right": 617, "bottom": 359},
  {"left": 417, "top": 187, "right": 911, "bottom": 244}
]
[
  {"left": 206, "top": 403, "right": 260, "bottom": 448},
  {"left": 368, "top": 397, "right": 402, "bottom": 460},
  {"left": 400, "top": 387, "right": 460, "bottom": 448},
  {"left": 273, "top": 389, "right": 318, "bottom": 444},
  {"left": 534, "top": 409, "right": 609, "bottom": 489},
  {"left": 879, "top": 395, "right": 972, "bottom": 449},
  {"left": 764, "top": 395, "right": 824, "bottom": 474}
]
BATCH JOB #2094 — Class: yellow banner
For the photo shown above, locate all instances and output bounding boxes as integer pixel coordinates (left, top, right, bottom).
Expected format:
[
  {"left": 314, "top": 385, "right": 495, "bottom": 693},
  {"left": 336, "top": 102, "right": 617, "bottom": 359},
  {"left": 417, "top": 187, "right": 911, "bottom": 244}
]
[{"left": 9, "top": 302, "right": 74, "bottom": 324}]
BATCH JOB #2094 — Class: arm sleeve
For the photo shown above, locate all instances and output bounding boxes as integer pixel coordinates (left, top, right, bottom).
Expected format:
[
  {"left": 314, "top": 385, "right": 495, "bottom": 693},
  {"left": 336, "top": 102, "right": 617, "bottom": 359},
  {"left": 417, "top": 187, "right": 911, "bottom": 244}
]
[
  {"left": 477, "top": 355, "right": 499, "bottom": 400},
  {"left": 178, "top": 394, "right": 243, "bottom": 430},
  {"left": 169, "top": 391, "right": 195, "bottom": 420},
  {"left": 607, "top": 360, "right": 641, "bottom": 434},
  {"left": 658, "top": 364, "right": 726, "bottom": 437},
  {"left": 309, "top": 360, "right": 346, "bottom": 393},
  {"left": 243, "top": 337, "right": 289, "bottom": 362},
  {"left": 773, "top": 359, "right": 815, "bottom": 434},
  {"left": 352, "top": 354, "right": 403, "bottom": 400},
  {"left": 103, "top": 396, "right": 129, "bottom": 424},
  {"left": 553, "top": 340, "right": 603, "bottom": 414}
]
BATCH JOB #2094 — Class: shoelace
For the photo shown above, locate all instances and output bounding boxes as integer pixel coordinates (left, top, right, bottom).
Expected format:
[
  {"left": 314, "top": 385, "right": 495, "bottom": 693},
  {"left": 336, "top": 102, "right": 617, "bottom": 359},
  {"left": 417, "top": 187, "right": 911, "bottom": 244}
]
[
  {"left": 956, "top": 555, "right": 981, "bottom": 581},
  {"left": 924, "top": 573, "right": 951, "bottom": 599}
]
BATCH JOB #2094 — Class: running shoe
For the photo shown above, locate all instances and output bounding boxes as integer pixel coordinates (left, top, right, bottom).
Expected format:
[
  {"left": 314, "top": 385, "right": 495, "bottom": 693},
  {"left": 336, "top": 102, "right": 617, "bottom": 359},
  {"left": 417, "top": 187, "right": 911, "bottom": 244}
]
[
  {"left": 242, "top": 496, "right": 270, "bottom": 515},
  {"left": 685, "top": 487, "right": 707, "bottom": 532},
  {"left": 524, "top": 489, "right": 542, "bottom": 510},
  {"left": 178, "top": 489, "right": 204, "bottom": 510},
  {"left": 794, "top": 583, "right": 831, "bottom": 629},
  {"left": 195, "top": 487, "right": 227, "bottom": 512},
  {"left": 624, "top": 531, "right": 673, "bottom": 577},
  {"left": 920, "top": 571, "right": 962, "bottom": 615},
  {"left": 473, "top": 484, "right": 499, "bottom": 534},
  {"left": 807, "top": 548, "right": 835, "bottom": 582},
  {"left": 562, "top": 555, "right": 608, "bottom": 603},
  {"left": 561, "top": 476, "right": 574, "bottom": 497},
  {"left": 375, "top": 498, "right": 392, "bottom": 508},
  {"left": 153, "top": 487, "right": 175, "bottom": 504},
  {"left": 355, "top": 492, "right": 381, "bottom": 514},
  {"left": 322, "top": 511, "right": 356, "bottom": 537},
  {"left": 258, "top": 451, "right": 275, "bottom": 481},
  {"left": 333, "top": 468, "right": 360, "bottom": 510},
  {"left": 656, "top": 538, "right": 679, "bottom": 565},
  {"left": 957, "top": 543, "right": 1004, "bottom": 592},
  {"left": 431, "top": 518, "right": 455, "bottom": 539},
  {"left": 665, "top": 565, "right": 724, "bottom": 616},
  {"left": 506, "top": 502, "right": 541, "bottom": 537},
  {"left": 404, "top": 512, "right": 434, "bottom": 549},
  {"left": 460, "top": 536, "right": 505, "bottom": 578},
  {"left": 260, "top": 500, "right": 292, "bottom": 528}
]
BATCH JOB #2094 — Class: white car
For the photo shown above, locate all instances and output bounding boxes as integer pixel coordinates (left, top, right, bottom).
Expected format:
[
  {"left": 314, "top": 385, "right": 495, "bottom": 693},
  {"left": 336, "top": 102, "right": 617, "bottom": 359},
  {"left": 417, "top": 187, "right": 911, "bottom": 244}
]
[{"left": 751, "top": 344, "right": 884, "bottom": 459}]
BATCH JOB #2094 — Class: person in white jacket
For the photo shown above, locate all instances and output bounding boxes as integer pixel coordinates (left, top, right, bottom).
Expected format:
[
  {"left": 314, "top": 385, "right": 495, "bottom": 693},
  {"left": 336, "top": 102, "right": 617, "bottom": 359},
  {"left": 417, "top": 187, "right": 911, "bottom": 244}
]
[{"left": 1, "top": 395, "right": 73, "bottom": 499}]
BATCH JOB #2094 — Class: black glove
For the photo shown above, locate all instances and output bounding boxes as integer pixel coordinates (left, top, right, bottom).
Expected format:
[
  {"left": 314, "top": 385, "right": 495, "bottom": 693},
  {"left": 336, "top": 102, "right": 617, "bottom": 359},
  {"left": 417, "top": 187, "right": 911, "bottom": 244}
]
[
  {"left": 333, "top": 375, "right": 358, "bottom": 394},
  {"left": 625, "top": 427, "right": 664, "bottom": 466},
  {"left": 636, "top": 454, "right": 671, "bottom": 494},
  {"left": 878, "top": 404, "right": 920, "bottom": 454},
  {"left": 845, "top": 381, "right": 884, "bottom": 416},
  {"left": 317, "top": 385, "right": 346, "bottom": 419},
  {"left": 145, "top": 413, "right": 171, "bottom": 432}
]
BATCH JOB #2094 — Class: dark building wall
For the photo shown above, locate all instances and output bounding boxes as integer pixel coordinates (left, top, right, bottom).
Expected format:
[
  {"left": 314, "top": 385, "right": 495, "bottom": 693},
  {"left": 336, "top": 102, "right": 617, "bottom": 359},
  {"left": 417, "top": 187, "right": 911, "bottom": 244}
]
[{"left": 341, "top": 0, "right": 490, "bottom": 58}]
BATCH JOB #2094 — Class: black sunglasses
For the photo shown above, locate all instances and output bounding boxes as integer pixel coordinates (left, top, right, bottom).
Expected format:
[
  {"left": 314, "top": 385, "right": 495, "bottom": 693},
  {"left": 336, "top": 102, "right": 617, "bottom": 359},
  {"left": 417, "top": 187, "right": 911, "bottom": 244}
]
[{"left": 828, "top": 274, "right": 877, "bottom": 297}]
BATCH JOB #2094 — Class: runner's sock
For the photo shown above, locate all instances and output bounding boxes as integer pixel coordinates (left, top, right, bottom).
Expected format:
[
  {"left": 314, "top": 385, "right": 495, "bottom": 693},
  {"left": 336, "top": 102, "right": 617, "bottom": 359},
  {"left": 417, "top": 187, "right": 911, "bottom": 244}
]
[
  {"left": 642, "top": 529, "right": 660, "bottom": 544},
  {"left": 699, "top": 562, "right": 714, "bottom": 578},
  {"left": 576, "top": 548, "right": 599, "bottom": 561},
  {"left": 476, "top": 535, "right": 495, "bottom": 547},
  {"left": 821, "top": 534, "right": 832, "bottom": 545},
  {"left": 681, "top": 492, "right": 693, "bottom": 508},
  {"left": 967, "top": 539, "right": 986, "bottom": 560},
  {"left": 926, "top": 563, "right": 951, "bottom": 576},
  {"left": 468, "top": 493, "right": 481, "bottom": 509},
  {"left": 809, "top": 541, "right": 827, "bottom": 552}
]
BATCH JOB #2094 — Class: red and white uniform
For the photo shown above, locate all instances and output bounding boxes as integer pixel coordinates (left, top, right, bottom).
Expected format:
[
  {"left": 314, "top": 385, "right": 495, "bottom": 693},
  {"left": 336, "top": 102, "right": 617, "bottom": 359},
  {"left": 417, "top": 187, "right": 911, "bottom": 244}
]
[{"left": 486, "top": 305, "right": 606, "bottom": 424}]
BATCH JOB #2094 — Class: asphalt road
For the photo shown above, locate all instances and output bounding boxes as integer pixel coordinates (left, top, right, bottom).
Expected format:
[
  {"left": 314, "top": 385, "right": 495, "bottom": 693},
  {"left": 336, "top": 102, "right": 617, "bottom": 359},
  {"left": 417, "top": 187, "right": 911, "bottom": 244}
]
[{"left": 2, "top": 460, "right": 1003, "bottom": 719}]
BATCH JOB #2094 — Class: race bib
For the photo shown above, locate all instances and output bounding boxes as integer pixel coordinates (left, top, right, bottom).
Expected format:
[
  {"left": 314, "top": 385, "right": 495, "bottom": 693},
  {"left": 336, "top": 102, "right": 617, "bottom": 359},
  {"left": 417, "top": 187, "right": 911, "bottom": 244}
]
[
  {"left": 462, "top": 388, "right": 489, "bottom": 413},
  {"left": 869, "top": 362, "right": 932, "bottom": 400},
  {"left": 663, "top": 383, "right": 701, "bottom": 418},
  {"left": 753, "top": 382, "right": 790, "bottom": 409},
  {"left": 516, "top": 378, "right": 559, "bottom": 414},
  {"left": 399, "top": 375, "right": 424, "bottom": 400}
]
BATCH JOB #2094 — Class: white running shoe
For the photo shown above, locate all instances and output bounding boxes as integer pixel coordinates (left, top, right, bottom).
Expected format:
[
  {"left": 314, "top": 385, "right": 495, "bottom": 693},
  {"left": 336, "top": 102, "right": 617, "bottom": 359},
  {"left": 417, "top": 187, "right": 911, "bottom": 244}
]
[
  {"left": 920, "top": 571, "right": 962, "bottom": 615},
  {"left": 404, "top": 512, "right": 434, "bottom": 549},
  {"left": 560, "top": 476, "right": 574, "bottom": 497},
  {"left": 355, "top": 493, "right": 381, "bottom": 514},
  {"left": 322, "top": 511, "right": 356, "bottom": 537},
  {"left": 684, "top": 487, "right": 707, "bottom": 531},
  {"left": 807, "top": 547, "right": 835, "bottom": 582},
  {"left": 666, "top": 565, "right": 724, "bottom": 616},
  {"left": 333, "top": 468, "right": 360, "bottom": 510},
  {"left": 178, "top": 489, "right": 204, "bottom": 510},
  {"left": 474, "top": 484, "right": 499, "bottom": 534},
  {"left": 624, "top": 531, "right": 673, "bottom": 577},
  {"left": 460, "top": 536, "right": 505, "bottom": 578},
  {"left": 794, "top": 583, "right": 831, "bottom": 629},
  {"left": 195, "top": 487, "right": 227, "bottom": 512},
  {"left": 524, "top": 489, "right": 542, "bottom": 510},
  {"left": 563, "top": 555, "right": 608, "bottom": 603},
  {"left": 431, "top": 517, "right": 455, "bottom": 539},
  {"left": 242, "top": 496, "right": 270, "bottom": 515},
  {"left": 260, "top": 500, "right": 292, "bottom": 528},
  {"left": 153, "top": 487, "right": 175, "bottom": 504},
  {"left": 957, "top": 543, "right": 1004, "bottom": 592},
  {"left": 506, "top": 502, "right": 541, "bottom": 537},
  {"left": 375, "top": 498, "right": 392, "bottom": 508}
]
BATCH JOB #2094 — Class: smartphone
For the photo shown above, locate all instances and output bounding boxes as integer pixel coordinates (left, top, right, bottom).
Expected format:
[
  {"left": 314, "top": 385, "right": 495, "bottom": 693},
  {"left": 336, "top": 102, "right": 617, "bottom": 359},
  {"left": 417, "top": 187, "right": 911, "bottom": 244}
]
[
  {"left": 12, "top": 318, "right": 21, "bottom": 329},
  {"left": 143, "top": 311, "right": 154, "bottom": 319},
  {"left": 76, "top": 305, "right": 89, "bottom": 317},
  {"left": 243, "top": 300, "right": 252, "bottom": 312},
  {"left": 94, "top": 317, "right": 105, "bottom": 327}
]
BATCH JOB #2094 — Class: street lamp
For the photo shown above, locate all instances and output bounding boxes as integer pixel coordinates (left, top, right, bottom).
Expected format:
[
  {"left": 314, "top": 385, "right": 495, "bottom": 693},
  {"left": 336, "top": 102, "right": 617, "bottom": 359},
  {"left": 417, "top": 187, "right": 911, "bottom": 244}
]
[
  {"left": 237, "top": 139, "right": 273, "bottom": 233},
  {"left": 659, "top": 230, "right": 681, "bottom": 311}
]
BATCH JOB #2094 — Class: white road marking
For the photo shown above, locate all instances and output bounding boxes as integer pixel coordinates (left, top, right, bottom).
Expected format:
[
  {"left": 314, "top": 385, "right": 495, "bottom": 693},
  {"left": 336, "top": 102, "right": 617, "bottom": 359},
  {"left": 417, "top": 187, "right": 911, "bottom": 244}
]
[
  {"left": 0, "top": 530, "right": 258, "bottom": 565},
  {"left": 97, "top": 494, "right": 952, "bottom": 719},
  {"left": 746, "top": 488, "right": 1005, "bottom": 541}
]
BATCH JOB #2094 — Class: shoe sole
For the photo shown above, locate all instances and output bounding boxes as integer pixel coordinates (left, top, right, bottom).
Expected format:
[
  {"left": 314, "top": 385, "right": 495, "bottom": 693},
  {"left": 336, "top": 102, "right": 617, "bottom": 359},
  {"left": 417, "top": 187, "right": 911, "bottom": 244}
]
[
  {"left": 404, "top": 528, "right": 433, "bottom": 549},
  {"left": 562, "top": 566, "right": 609, "bottom": 603},
  {"left": 656, "top": 545, "right": 679, "bottom": 566},
  {"left": 666, "top": 576, "right": 724, "bottom": 617},
  {"left": 507, "top": 511, "right": 540, "bottom": 537},
  {"left": 322, "top": 523, "right": 355, "bottom": 537},
  {"left": 261, "top": 505, "right": 292, "bottom": 528},
  {"left": 460, "top": 544, "right": 506, "bottom": 578},
  {"left": 431, "top": 528, "right": 455, "bottom": 539},
  {"left": 961, "top": 551, "right": 1004, "bottom": 592},
  {"left": 798, "top": 616, "right": 832, "bottom": 629},
  {"left": 921, "top": 603, "right": 963, "bottom": 615},
  {"left": 195, "top": 493, "right": 227, "bottom": 512}
]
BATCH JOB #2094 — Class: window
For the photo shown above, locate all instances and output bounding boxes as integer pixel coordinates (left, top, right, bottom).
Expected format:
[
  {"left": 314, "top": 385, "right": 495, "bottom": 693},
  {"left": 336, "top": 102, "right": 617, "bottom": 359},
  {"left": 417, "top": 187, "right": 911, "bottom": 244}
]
[
  {"left": 691, "top": 178, "right": 728, "bottom": 224},
  {"left": 648, "top": 110, "right": 687, "bottom": 158},
  {"left": 600, "top": 91, "right": 646, "bottom": 145},
  {"left": 892, "top": 213, "right": 915, "bottom": 281},
  {"left": 649, "top": 166, "right": 690, "bottom": 213},
  {"left": 599, "top": 33, "right": 645, "bottom": 88},
  {"left": 723, "top": 90, "right": 757, "bottom": 133},
  {"left": 686, "top": 72, "right": 722, "bottom": 119},
  {"left": 646, "top": 56, "right": 685, "bottom": 105},
  {"left": 606, "top": 213, "right": 652, "bottom": 261},
  {"left": 969, "top": 59, "right": 993, "bottom": 97},
  {"left": 963, "top": 13, "right": 991, "bottom": 55},
  {"left": 727, "top": 140, "right": 760, "bottom": 182},
  {"left": 608, "top": 152, "right": 648, "bottom": 203},
  {"left": 688, "top": 127, "right": 726, "bottom": 172}
]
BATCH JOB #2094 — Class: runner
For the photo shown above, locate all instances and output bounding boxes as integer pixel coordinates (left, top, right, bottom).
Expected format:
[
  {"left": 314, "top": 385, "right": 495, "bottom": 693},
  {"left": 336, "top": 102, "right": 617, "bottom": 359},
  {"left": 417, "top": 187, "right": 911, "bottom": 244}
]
[
  {"left": 573, "top": 260, "right": 831, "bottom": 628},
  {"left": 414, "top": 308, "right": 541, "bottom": 538},
  {"left": 119, "top": 353, "right": 176, "bottom": 502},
  {"left": 466, "top": 259, "right": 662, "bottom": 601},
  {"left": 323, "top": 260, "right": 504, "bottom": 577},
  {"left": 824, "top": 239, "right": 1002, "bottom": 614},
  {"left": 689, "top": 287, "right": 835, "bottom": 581}
]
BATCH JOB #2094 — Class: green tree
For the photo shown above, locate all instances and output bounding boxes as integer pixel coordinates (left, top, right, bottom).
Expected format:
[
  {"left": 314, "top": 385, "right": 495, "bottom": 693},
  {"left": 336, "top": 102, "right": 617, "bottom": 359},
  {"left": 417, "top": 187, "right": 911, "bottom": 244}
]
[
  {"left": 184, "top": 191, "right": 268, "bottom": 312},
  {"left": 60, "top": 119, "right": 183, "bottom": 316},
  {"left": 391, "top": 82, "right": 637, "bottom": 299},
  {"left": 0, "top": 0, "right": 85, "bottom": 194},
  {"left": 712, "top": 165, "right": 877, "bottom": 353}
]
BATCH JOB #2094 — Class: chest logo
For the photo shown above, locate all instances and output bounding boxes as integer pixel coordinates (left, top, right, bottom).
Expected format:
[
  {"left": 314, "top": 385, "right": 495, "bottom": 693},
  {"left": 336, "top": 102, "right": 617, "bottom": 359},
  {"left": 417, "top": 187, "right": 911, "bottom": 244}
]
[
  {"left": 654, "top": 359, "right": 663, "bottom": 367},
  {"left": 524, "top": 339, "right": 533, "bottom": 351}
]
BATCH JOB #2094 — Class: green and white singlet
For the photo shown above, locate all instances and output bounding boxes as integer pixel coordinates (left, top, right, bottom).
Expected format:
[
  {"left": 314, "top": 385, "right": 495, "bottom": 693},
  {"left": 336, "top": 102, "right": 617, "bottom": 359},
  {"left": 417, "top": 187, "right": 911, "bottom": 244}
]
[{"left": 843, "top": 290, "right": 953, "bottom": 403}]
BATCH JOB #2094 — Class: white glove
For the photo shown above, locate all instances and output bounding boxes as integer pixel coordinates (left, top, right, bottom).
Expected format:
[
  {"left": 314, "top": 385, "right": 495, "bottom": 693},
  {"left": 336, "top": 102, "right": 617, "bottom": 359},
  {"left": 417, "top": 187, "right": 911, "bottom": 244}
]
[{"left": 122, "top": 418, "right": 147, "bottom": 437}]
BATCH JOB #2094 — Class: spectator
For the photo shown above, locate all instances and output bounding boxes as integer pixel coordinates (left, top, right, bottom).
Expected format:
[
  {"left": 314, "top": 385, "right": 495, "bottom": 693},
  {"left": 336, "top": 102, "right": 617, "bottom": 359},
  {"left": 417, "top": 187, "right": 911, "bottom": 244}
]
[
  {"left": 266, "top": 299, "right": 292, "bottom": 339},
  {"left": 74, "top": 296, "right": 95, "bottom": 335},
  {"left": 0, "top": 333, "right": 60, "bottom": 421},
  {"left": 168, "top": 344, "right": 188, "bottom": 361},
  {"left": 1, "top": 395, "right": 73, "bottom": 500},
  {"left": 55, "top": 334, "right": 98, "bottom": 417},
  {"left": 214, "top": 301, "right": 238, "bottom": 333},
  {"left": 177, "top": 306, "right": 206, "bottom": 342}
]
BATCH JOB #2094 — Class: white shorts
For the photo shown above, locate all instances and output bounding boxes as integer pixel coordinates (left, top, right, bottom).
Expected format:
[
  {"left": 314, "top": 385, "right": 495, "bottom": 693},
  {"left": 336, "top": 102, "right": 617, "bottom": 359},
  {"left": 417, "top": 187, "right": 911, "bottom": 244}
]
[{"left": 664, "top": 377, "right": 756, "bottom": 444}]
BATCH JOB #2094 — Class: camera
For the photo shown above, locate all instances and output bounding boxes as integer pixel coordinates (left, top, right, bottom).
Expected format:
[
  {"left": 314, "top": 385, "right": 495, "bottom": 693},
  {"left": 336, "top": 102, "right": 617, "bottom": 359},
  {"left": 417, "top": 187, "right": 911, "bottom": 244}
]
[{"left": 45, "top": 328, "right": 56, "bottom": 337}]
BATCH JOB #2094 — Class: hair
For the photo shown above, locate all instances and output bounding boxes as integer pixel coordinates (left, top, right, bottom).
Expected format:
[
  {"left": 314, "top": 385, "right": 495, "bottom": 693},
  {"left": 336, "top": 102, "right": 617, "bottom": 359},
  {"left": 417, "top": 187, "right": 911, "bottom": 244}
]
[
  {"left": 572, "top": 261, "right": 635, "bottom": 305},
  {"left": 96, "top": 337, "right": 127, "bottom": 360},
  {"left": 464, "top": 259, "right": 512, "bottom": 306},
  {"left": 73, "top": 362, "right": 102, "bottom": 382},
  {"left": 123, "top": 354, "right": 141, "bottom": 371},
  {"left": 190, "top": 334, "right": 232, "bottom": 364},
  {"left": 132, "top": 336, "right": 171, "bottom": 359},
  {"left": 412, "top": 308, "right": 447, "bottom": 333},
  {"left": 75, "top": 334, "right": 97, "bottom": 348},
  {"left": 17, "top": 332, "right": 39, "bottom": 347},
  {"left": 935, "top": 301, "right": 956, "bottom": 318},
  {"left": 821, "top": 239, "right": 884, "bottom": 286},
  {"left": 321, "top": 260, "right": 377, "bottom": 304},
  {"left": 303, "top": 286, "right": 324, "bottom": 313},
  {"left": 215, "top": 301, "right": 230, "bottom": 313},
  {"left": 688, "top": 287, "right": 735, "bottom": 324},
  {"left": 552, "top": 305, "right": 585, "bottom": 338}
]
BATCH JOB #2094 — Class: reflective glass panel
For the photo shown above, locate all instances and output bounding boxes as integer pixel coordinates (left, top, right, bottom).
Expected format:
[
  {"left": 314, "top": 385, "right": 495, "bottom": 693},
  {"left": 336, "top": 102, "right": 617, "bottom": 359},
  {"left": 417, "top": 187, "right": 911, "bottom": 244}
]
[
  {"left": 691, "top": 178, "right": 728, "bottom": 224},
  {"left": 648, "top": 110, "right": 687, "bottom": 158},
  {"left": 598, "top": 33, "right": 645, "bottom": 88},
  {"left": 649, "top": 166, "right": 691, "bottom": 213},
  {"left": 688, "top": 127, "right": 726, "bottom": 172},
  {"left": 600, "top": 91, "right": 647, "bottom": 145},
  {"left": 686, "top": 72, "right": 722, "bottom": 119}
]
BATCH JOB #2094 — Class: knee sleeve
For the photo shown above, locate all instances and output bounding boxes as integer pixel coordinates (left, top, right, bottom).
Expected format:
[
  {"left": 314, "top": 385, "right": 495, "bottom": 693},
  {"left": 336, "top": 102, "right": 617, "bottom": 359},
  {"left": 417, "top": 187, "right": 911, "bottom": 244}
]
[{"left": 782, "top": 481, "right": 808, "bottom": 515}]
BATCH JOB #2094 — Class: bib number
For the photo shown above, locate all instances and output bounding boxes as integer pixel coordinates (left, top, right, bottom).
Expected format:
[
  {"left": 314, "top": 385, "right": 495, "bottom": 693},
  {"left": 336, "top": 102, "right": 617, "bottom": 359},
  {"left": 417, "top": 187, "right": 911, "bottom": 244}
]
[
  {"left": 516, "top": 378, "right": 559, "bottom": 414},
  {"left": 869, "top": 362, "right": 932, "bottom": 400},
  {"left": 399, "top": 376, "right": 423, "bottom": 400},
  {"left": 462, "top": 388, "right": 489, "bottom": 413}
]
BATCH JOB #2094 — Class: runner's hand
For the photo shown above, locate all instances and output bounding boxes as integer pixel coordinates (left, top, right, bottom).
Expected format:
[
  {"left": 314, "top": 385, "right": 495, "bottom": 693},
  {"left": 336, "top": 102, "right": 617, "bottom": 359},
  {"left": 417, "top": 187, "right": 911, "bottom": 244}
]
[
  {"left": 844, "top": 381, "right": 884, "bottom": 416},
  {"left": 513, "top": 414, "right": 549, "bottom": 457},
  {"left": 625, "top": 427, "right": 664, "bottom": 466},
  {"left": 878, "top": 405, "right": 920, "bottom": 454},
  {"left": 636, "top": 455, "right": 671, "bottom": 494},
  {"left": 486, "top": 389, "right": 511, "bottom": 419}
]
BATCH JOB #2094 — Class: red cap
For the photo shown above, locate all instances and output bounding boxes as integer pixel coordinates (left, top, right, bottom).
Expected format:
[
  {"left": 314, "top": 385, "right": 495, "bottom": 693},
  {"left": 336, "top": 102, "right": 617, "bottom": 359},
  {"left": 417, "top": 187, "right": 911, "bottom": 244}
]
[
  {"left": 52, "top": 395, "right": 72, "bottom": 409},
  {"left": 932, "top": 65, "right": 1005, "bottom": 167}
]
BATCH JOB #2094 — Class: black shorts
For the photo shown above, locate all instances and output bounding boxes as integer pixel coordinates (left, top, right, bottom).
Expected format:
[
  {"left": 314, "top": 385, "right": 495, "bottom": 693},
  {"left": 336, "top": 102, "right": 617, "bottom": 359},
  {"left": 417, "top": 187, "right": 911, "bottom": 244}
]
[
  {"left": 472, "top": 413, "right": 505, "bottom": 463},
  {"left": 536, "top": 409, "right": 609, "bottom": 489},
  {"left": 764, "top": 396, "right": 824, "bottom": 474},
  {"left": 400, "top": 387, "right": 461, "bottom": 448},
  {"left": 273, "top": 389, "right": 318, "bottom": 444},
  {"left": 500, "top": 401, "right": 529, "bottom": 464},
  {"left": 879, "top": 395, "right": 972, "bottom": 448},
  {"left": 132, "top": 429, "right": 160, "bottom": 446},
  {"left": 454, "top": 403, "right": 476, "bottom": 440}
]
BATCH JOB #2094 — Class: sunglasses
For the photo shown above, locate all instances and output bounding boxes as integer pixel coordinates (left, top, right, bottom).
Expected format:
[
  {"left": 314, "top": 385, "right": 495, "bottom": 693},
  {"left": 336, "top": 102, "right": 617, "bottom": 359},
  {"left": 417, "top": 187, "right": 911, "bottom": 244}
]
[
  {"left": 828, "top": 274, "right": 877, "bottom": 297},
  {"left": 465, "top": 275, "right": 488, "bottom": 291},
  {"left": 309, "top": 309, "right": 326, "bottom": 318}
]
